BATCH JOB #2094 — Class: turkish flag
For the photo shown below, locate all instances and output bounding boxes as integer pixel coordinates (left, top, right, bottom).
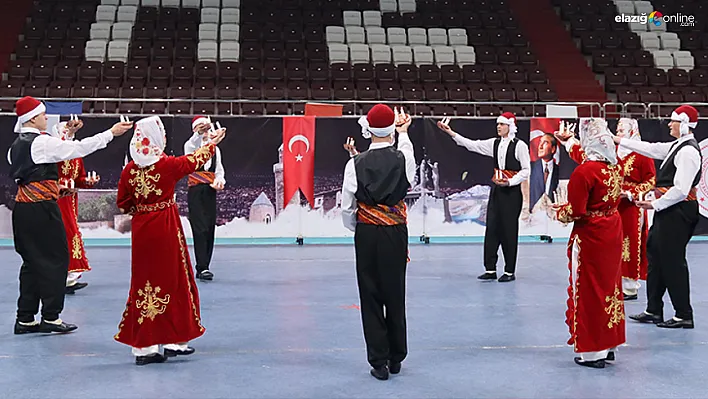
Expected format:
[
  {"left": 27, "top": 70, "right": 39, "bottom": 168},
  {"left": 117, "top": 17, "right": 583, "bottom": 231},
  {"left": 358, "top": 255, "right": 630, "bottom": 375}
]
[
  {"left": 530, "top": 118, "right": 561, "bottom": 164},
  {"left": 283, "top": 116, "right": 316, "bottom": 208}
]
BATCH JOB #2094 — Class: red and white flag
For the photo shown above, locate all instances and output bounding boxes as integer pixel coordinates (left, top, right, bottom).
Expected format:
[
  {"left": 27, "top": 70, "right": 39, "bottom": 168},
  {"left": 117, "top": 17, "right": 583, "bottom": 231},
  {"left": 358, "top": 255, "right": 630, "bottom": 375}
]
[
  {"left": 283, "top": 116, "right": 316, "bottom": 208},
  {"left": 530, "top": 118, "right": 561, "bottom": 164}
]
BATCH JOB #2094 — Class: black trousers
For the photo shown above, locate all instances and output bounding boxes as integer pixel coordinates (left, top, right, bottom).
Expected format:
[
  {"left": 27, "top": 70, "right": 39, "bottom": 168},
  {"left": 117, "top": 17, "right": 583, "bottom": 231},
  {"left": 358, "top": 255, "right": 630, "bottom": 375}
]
[
  {"left": 645, "top": 201, "right": 698, "bottom": 320},
  {"left": 354, "top": 223, "right": 408, "bottom": 369},
  {"left": 188, "top": 184, "right": 217, "bottom": 273},
  {"left": 13, "top": 201, "right": 69, "bottom": 322},
  {"left": 483, "top": 185, "right": 523, "bottom": 274}
]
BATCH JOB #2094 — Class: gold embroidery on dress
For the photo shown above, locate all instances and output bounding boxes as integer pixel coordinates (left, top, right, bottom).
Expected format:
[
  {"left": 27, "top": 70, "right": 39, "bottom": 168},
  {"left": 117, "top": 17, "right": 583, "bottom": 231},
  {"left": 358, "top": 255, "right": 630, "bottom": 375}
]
[
  {"left": 601, "top": 164, "right": 623, "bottom": 202},
  {"left": 557, "top": 204, "right": 576, "bottom": 224},
  {"left": 622, "top": 236, "right": 630, "bottom": 262},
  {"left": 570, "top": 235, "right": 581, "bottom": 350},
  {"left": 61, "top": 160, "right": 72, "bottom": 176},
  {"left": 129, "top": 165, "right": 163, "bottom": 199},
  {"left": 604, "top": 287, "right": 625, "bottom": 329},
  {"left": 622, "top": 155, "right": 636, "bottom": 177},
  {"left": 72, "top": 234, "right": 83, "bottom": 259},
  {"left": 135, "top": 199, "right": 175, "bottom": 213},
  {"left": 178, "top": 230, "right": 205, "bottom": 332},
  {"left": 135, "top": 281, "right": 170, "bottom": 324},
  {"left": 186, "top": 144, "right": 213, "bottom": 170}
]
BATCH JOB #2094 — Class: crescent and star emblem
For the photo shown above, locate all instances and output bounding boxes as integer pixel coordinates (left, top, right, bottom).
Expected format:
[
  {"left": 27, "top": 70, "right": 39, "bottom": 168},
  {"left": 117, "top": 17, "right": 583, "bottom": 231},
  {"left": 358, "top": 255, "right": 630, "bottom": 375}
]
[{"left": 288, "top": 134, "right": 310, "bottom": 162}]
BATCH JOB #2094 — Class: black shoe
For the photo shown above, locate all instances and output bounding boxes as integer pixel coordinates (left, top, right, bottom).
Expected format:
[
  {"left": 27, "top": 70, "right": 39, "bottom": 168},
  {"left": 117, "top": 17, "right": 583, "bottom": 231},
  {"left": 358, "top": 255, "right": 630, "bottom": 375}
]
[
  {"left": 498, "top": 274, "right": 515, "bottom": 282},
  {"left": 606, "top": 351, "right": 615, "bottom": 361},
  {"left": 478, "top": 272, "right": 497, "bottom": 280},
  {"left": 629, "top": 312, "right": 663, "bottom": 324},
  {"left": 657, "top": 318, "right": 694, "bottom": 329},
  {"left": 197, "top": 270, "right": 214, "bottom": 281},
  {"left": 14, "top": 321, "right": 40, "bottom": 335},
  {"left": 38, "top": 320, "right": 78, "bottom": 333},
  {"left": 623, "top": 293, "right": 637, "bottom": 301},
  {"left": 370, "top": 365, "right": 389, "bottom": 380},
  {"left": 389, "top": 361, "right": 401, "bottom": 374},
  {"left": 164, "top": 347, "right": 196, "bottom": 357},
  {"left": 136, "top": 353, "right": 167, "bottom": 366},
  {"left": 574, "top": 357, "right": 606, "bottom": 368},
  {"left": 66, "top": 282, "right": 88, "bottom": 295}
]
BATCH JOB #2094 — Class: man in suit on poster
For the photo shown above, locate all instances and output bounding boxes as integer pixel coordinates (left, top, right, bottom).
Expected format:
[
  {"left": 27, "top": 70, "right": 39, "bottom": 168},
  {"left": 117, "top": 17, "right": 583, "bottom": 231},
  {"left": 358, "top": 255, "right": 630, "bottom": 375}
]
[{"left": 529, "top": 133, "right": 560, "bottom": 211}]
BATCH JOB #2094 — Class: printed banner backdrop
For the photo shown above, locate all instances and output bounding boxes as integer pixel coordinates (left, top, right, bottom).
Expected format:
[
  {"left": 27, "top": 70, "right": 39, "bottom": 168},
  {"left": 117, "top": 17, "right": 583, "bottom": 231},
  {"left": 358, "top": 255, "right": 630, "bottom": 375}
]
[{"left": 0, "top": 115, "right": 706, "bottom": 240}]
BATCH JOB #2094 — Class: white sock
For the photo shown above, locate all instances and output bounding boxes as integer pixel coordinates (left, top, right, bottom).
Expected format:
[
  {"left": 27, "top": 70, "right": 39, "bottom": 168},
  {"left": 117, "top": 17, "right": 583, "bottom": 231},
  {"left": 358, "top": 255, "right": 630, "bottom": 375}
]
[
  {"left": 43, "top": 318, "right": 63, "bottom": 325},
  {"left": 18, "top": 320, "right": 39, "bottom": 326}
]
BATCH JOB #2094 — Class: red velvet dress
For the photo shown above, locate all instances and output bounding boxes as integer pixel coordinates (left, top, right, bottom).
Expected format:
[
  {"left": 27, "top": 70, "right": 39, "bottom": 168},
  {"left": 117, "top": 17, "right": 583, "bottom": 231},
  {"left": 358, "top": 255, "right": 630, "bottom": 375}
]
[
  {"left": 568, "top": 144, "right": 656, "bottom": 282},
  {"left": 114, "top": 144, "right": 215, "bottom": 348},
  {"left": 556, "top": 160, "right": 626, "bottom": 354},
  {"left": 57, "top": 158, "right": 93, "bottom": 273}
]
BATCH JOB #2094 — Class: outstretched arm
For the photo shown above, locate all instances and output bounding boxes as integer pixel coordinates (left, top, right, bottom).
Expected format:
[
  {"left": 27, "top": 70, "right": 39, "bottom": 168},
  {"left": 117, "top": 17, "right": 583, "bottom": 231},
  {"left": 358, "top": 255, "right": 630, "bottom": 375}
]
[
  {"left": 437, "top": 117, "right": 495, "bottom": 157},
  {"left": 617, "top": 138, "right": 673, "bottom": 160},
  {"left": 30, "top": 121, "right": 132, "bottom": 164}
]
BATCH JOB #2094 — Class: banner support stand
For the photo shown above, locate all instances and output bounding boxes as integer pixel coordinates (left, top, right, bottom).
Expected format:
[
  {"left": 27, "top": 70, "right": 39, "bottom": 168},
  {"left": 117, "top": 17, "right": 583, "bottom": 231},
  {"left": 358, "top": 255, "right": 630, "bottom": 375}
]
[
  {"left": 296, "top": 235, "right": 304, "bottom": 245},
  {"left": 540, "top": 235, "right": 553, "bottom": 243},
  {"left": 419, "top": 234, "right": 430, "bottom": 244}
]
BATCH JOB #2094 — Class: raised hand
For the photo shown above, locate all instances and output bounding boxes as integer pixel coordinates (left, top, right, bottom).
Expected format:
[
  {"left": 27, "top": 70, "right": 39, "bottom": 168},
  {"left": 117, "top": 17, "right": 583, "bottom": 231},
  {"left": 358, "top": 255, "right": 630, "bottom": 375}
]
[
  {"left": 437, "top": 117, "right": 455, "bottom": 136},
  {"left": 394, "top": 106, "right": 412, "bottom": 132},
  {"left": 111, "top": 121, "right": 134, "bottom": 136},
  {"left": 343, "top": 137, "right": 358, "bottom": 156},
  {"left": 66, "top": 117, "right": 84, "bottom": 136},
  {"left": 209, "top": 127, "right": 226, "bottom": 145}
]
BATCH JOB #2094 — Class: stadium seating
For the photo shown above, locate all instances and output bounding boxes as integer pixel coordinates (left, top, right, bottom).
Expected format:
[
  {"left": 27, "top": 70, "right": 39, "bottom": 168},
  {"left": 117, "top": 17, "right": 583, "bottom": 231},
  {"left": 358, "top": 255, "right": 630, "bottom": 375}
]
[
  {"left": 555, "top": 0, "right": 708, "bottom": 115},
  {"left": 0, "top": 0, "right": 560, "bottom": 116}
]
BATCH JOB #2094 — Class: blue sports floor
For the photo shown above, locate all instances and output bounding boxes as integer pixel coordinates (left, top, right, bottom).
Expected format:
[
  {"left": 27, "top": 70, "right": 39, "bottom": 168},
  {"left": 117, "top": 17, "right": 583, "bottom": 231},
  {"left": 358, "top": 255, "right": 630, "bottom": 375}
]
[{"left": 1, "top": 242, "right": 707, "bottom": 398}]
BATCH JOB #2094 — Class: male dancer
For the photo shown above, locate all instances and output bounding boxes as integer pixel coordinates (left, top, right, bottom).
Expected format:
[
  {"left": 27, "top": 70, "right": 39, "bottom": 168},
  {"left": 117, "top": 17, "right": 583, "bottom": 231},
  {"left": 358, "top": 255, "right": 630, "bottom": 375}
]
[
  {"left": 184, "top": 116, "right": 226, "bottom": 281},
  {"left": 9, "top": 96, "right": 132, "bottom": 334},
  {"left": 615, "top": 105, "right": 702, "bottom": 328},
  {"left": 437, "top": 113, "right": 530, "bottom": 282},
  {"left": 341, "top": 105, "right": 415, "bottom": 380}
]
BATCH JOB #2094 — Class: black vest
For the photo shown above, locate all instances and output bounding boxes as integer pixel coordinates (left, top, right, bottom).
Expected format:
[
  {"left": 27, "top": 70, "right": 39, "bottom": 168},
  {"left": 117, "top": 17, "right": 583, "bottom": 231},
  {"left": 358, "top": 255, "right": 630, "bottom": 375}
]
[
  {"left": 9, "top": 132, "right": 58, "bottom": 185},
  {"left": 354, "top": 146, "right": 410, "bottom": 206},
  {"left": 493, "top": 137, "right": 521, "bottom": 171},
  {"left": 656, "top": 138, "right": 702, "bottom": 188}
]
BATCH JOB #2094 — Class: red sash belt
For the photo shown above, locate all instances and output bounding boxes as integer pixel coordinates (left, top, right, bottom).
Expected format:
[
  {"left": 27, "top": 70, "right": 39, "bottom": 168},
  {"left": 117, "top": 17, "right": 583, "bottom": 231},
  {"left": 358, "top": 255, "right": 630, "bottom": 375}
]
[
  {"left": 15, "top": 180, "right": 60, "bottom": 202},
  {"left": 654, "top": 186, "right": 697, "bottom": 201},
  {"left": 188, "top": 171, "right": 215, "bottom": 187},
  {"left": 357, "top": 201, "right": 407, "bottom": 225},
  {"left": 357, "top": 200, "right": 410, "bottom": 262},
  {"left": 493, "top": 168, "right": 519, "bottom": 180}
]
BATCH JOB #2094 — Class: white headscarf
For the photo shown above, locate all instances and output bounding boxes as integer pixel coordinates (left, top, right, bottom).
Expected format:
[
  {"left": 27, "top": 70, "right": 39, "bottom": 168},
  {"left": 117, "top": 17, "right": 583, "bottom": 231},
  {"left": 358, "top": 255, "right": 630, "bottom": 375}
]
[
  {"left": 130, "top": 116, "right": 166, "bottom": 167},
  {"left": 616, "top": 118, "right": 640, "bottom": 159},
  {"left": 579, "top": 118, "right": 617, "bottom": 165}
]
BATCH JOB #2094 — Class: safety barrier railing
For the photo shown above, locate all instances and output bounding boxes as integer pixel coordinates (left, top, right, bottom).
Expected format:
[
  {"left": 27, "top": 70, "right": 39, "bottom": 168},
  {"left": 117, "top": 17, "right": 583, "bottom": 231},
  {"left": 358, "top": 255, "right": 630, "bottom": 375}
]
[
  {"left": 0, "top": 98, "right": 604, "bottom": 118},
  {"left": 1, "top": 98, "right": 706, "bottom": 119}
]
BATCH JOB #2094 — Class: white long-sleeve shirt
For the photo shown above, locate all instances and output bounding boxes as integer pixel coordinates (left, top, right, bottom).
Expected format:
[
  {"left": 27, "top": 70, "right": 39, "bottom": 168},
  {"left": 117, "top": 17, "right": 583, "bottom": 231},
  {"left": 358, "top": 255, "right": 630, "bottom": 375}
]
[
  {"left": 340, "top": 133, "right": 416, "bottom": 232},
  {"left": 184, "top": 133, "right": 226, "bottom": 185},
  {"left": 618, "top": 134, "right": 701, "bottom": 212},
  {"left": 451, "top": 133, "right": 530, "bottom": 186},
  {"left": 7, "top": 127, "right": 114, "bottom": 165}
]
